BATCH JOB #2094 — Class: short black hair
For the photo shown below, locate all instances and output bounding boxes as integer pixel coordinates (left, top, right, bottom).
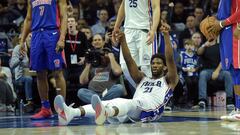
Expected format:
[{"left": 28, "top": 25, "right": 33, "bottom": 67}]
[{"left": 150, "top": 53, "right": 166, "bottom": 66}]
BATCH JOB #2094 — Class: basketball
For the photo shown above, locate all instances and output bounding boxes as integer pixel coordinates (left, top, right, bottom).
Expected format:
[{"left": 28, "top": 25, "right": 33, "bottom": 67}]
[{"left": 200, "top": 16, "right": 220, "bottom": 41}]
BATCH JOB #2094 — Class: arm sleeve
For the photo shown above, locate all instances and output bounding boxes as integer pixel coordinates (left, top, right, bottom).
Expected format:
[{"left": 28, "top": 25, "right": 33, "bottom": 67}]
[{"left": 225, "top": 0, "right": 240, "bottom": 25}]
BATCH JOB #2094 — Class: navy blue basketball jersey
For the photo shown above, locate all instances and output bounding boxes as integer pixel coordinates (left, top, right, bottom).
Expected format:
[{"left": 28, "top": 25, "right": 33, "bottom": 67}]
[
  {"left": 31, "top": 0, "right": 60, "bottom": 31},
  {"left": 180, "top": 51, "right": 199, "bottom": 77}
]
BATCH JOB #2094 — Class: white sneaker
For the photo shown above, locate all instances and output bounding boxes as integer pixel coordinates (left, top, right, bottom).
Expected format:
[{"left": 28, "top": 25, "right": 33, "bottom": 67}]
[
  {"left": 54, "top": 95, "right": 75, "bottom": 125},
  {"left": 220, "top": 110, "right": 240, "bottom": 121},
  {"left": 91, "top": 95, "right": 107, "bottom": 125}
]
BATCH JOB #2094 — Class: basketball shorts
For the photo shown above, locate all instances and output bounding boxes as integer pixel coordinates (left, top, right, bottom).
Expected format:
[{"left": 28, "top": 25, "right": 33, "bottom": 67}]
[
  {"left": 120, "top": 28, "right": 152, "bottom": 66},
  {"left": 30, "top": 29, "right": 65, "bottom": 71}
]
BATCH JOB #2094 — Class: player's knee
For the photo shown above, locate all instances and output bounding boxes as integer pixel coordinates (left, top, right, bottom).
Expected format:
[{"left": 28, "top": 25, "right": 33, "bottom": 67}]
[{"left": 36, "top": 71, "right": 48, "bottom": 80}]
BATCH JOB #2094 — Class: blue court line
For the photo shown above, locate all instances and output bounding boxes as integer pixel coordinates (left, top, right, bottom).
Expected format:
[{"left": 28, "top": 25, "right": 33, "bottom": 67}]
[{"left": 0, "top": 115, "right": 220, "bottom": 128}]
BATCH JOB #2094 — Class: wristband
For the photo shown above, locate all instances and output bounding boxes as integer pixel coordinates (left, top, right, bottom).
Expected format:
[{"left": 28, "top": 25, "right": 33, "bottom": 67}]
[{"left": 219, "top": 21, "right": 224, "bottom": 28}]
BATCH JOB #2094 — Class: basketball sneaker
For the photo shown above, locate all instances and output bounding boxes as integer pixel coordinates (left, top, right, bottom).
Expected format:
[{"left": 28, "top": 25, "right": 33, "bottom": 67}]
[
  {"left": 91, "top": 95, "right": 107, "bottom": 125},
  {"left": 198, "top": 100, "right": 206, "bottom": 109},
  {"left": 30, "top": 107, "right": 54, "bottom": 120},
  {"left": 220, "top": 109, "right": 240, "bottom": 121},
  {"left": 54, "top": 95, "right": 75, "bottom": 125}
]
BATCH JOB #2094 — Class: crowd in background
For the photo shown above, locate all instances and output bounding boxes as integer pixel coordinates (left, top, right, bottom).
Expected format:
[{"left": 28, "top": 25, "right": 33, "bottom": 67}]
[{"left": 0, "top": 0, "right": 234, "bottom": 113}]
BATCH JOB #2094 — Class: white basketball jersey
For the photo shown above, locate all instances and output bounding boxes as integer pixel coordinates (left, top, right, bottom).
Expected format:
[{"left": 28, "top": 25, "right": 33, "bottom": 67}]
[
  {"left": 133, "top": 76, "right": 173, "bottom": 111},
  {"left": 124, "top": 0, "right": 151, "bottom": 30}
]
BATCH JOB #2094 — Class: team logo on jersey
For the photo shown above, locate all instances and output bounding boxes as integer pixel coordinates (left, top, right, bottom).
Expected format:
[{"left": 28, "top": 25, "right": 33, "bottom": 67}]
[
  {"left": 54, "top": 59, "right": 60, "bottom": 68},
  {"left": 143, "top": 54, "right": 150, "bottom": 64},
  {"left": 225, "top": 58, "right": 229, "bottom": 67}
]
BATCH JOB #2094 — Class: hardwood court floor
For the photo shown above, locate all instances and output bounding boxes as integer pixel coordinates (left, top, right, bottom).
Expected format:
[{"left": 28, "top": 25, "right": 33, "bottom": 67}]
[{"left": 0, "top": 107, "right": 239, "bottom": 135}]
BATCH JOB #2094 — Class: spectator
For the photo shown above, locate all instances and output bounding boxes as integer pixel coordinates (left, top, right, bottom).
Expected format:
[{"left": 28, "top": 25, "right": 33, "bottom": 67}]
[
  {"left": 197, "top": 39, "right": 234, "bottom": 109},
  {"left": 80, "top": 26, "right": 93, "bottom": 41},
  {"left": 64, "top": 16, "right": 89, "bottom": 85},
  {"left": 191, "top": 32, "right": 203, "bottom": 50},
  {"left": 194, "top": 7, "right": 205, "bottom": 27},
  {"left": 178, "top": 15, "right": 200, "bottom": 50},
  {"left": 78, "top": 34, "right": 124, "bottom": 104},
  {"left": 10, "top": 33, "right": 33, "bottom": 111},
  {"left": 91, "top": 8, "right": 109, "bottom": 36},
  {"left": 0, "top": 31, "right": 13, "bottom": 66},
  {"left": 179, "top": 39, "right": 199, "bottom": 106},
  {"left": 0, "top": 57, "right": 16, "bottom": 111}
]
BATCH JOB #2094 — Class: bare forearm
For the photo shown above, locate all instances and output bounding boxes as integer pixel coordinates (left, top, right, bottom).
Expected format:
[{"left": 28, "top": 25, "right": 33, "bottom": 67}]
[
  {"left": 151, "top": 0, "right": 160, "bottom": 32},
  {"left": 164, "top": 33, "right": 174, "bottom": 62},
  {"left": 114, "top": 0, "right": 125, "bottom": 29},
  {"left": 109, "top": 57, "right": 122, "bottom": 76},
  {"left": 58, "top": 0, "right": 67, "bottom": 41},
  {"left": 79, "top": 65, "right": 90, "bottom": 84},
  {"left": 20, "top": 19, "right": 31, "bottom": 43},
  {"left": 215, "top": 63, "right": 222, "bottom": 72},
  {"left": 197, "top": 45, "right": 205, "bottom": 55}
]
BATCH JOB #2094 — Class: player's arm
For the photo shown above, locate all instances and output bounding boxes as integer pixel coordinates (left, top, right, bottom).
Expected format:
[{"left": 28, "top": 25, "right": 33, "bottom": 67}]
[
  {"left": 150, "top": 0, "right": 160, "bottom": 34},
  {"left": 222, "top": 11, "right": 240, "bottom": 26},
  {"left": 58, "top": 0, "right": 67, "bottom": 42},
  {"left": 114, "top": 0, "right": 125, "bottom": 30},
  {"left": 146, "top": 0, "right": 160, "bottom": 44},
  {"left": 112, "top": 0, "right": 125, "bottom": 43},
  {"left": 119, "top": 32, "right": 144, "bottom": 84},
  {"left": 20, "top": 0, "right": 32, "bottom": 46},
  {"left": 161, "top": 23, "right": 178, "bottom": 89}
]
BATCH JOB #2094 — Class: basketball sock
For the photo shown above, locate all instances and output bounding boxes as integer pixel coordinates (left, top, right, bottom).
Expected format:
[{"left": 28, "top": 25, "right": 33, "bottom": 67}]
[
  {"left": 82, "top": 104, "right": 95, "bottom": 117},
  {"left": 72, "top": 107, "right": 81, "bottom": 117},
  {"left": 235, "top": 95, "right": 240, "bottom": 110},
  {"left": 42, "top": 100, "right": 50, "bottom": 109}
]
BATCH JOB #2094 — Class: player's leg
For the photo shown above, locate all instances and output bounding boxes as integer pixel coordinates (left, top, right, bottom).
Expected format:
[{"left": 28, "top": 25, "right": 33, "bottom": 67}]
[
  {"left": 30, "top": 32, "right": 53, "bottom": 120},
  {"left": 138, "top": 29, "right": 152, "bottom": 77},
  {"left": 91, "top": 94, "right": 138, "bottom": 125},
  {"left": 45, "top": 29, "right": 66, "bottom": 98},
  {"left": 221, "top": 68, "right": 240, "bottom": 121},
  {"left": 53, "top": 70, "right": 66, "bottom": 98}
]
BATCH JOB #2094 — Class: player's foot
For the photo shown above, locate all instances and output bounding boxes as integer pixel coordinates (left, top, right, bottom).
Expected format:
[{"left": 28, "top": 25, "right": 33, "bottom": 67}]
[
  {"left": 91, "top": 95, "right": 107, "bottom": 125},
  {"left": 198, "top": 100, "right": 206, "bottom": 109},
  {"left": 30, "top": 107, "right": 53, "bottom": 120},
  {"left": 54, "top": 95, "right": 75, "bottom": 125},
  {"left": 220, "top": 109, "right": 240, "bottom": 121}
]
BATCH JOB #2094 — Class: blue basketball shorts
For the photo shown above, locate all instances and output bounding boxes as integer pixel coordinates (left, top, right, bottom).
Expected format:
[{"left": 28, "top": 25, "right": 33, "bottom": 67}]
[{"left": 30, "top": 29, "right": 65, "bottom": 71}]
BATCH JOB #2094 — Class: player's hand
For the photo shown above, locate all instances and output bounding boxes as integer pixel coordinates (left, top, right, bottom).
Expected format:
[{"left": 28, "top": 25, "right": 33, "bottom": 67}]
[
  {"left": 146, "top": 30, "right": 154, "bottom": 45},
  {"left": 112, "top": 27, "right": 120, "bottom": 44},
  {"left": 19, "top": 42, "right": 26, "bottom": 56},
  {"left": 211, "top": 71, "right": 219, "bottom": 80},
  {"left": 115, "top": 31, "right": 126, "bottom": 44},
  {"left": 56, "top": 40, "right": 65, "bottom": 53},
  {"left": 208, "top": 19, "right": 222, "bottom": 37},
  {"left": 160, "top": 22, "right": 171, "bottom": 34}
]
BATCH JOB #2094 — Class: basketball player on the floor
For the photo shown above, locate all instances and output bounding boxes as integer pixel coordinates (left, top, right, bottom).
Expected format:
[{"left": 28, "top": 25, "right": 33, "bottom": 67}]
[
  {"left": 54, "top": 22, "right": 178, "bottom": 125},
  {"left": 209, "top": 0, "right": 240, "bottom": 121},
  {"left": 19, "top": 0, "right": 67, "bottom": 120},
  {"left": 112, "top": 0, "right": 160, "bottom": 88}
]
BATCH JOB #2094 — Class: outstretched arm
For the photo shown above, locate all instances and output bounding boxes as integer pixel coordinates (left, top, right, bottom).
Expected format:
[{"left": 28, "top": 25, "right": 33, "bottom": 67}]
[
  {"left": 118, "top": 33, "right": 144, "bottom": 84},
  {"left": 112, "top": 0, "right": 125, "bottom": 43},
  {"left": 161, "top": 23, "right": 178, "bottom": 89}
]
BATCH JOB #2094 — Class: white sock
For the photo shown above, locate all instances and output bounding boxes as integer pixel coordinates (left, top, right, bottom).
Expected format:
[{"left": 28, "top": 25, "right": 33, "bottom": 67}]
[
  {"left": 72, "top": 108, "right": 81, "bottom": 117},
  {"left": 105, "top": 106, "right": 115, "bottom": 117}
]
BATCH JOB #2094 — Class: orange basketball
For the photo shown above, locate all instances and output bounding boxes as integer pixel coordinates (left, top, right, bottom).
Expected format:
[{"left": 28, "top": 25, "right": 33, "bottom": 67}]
[{"left": 200, "top": 16, "right": 220, "bottom": 41}]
